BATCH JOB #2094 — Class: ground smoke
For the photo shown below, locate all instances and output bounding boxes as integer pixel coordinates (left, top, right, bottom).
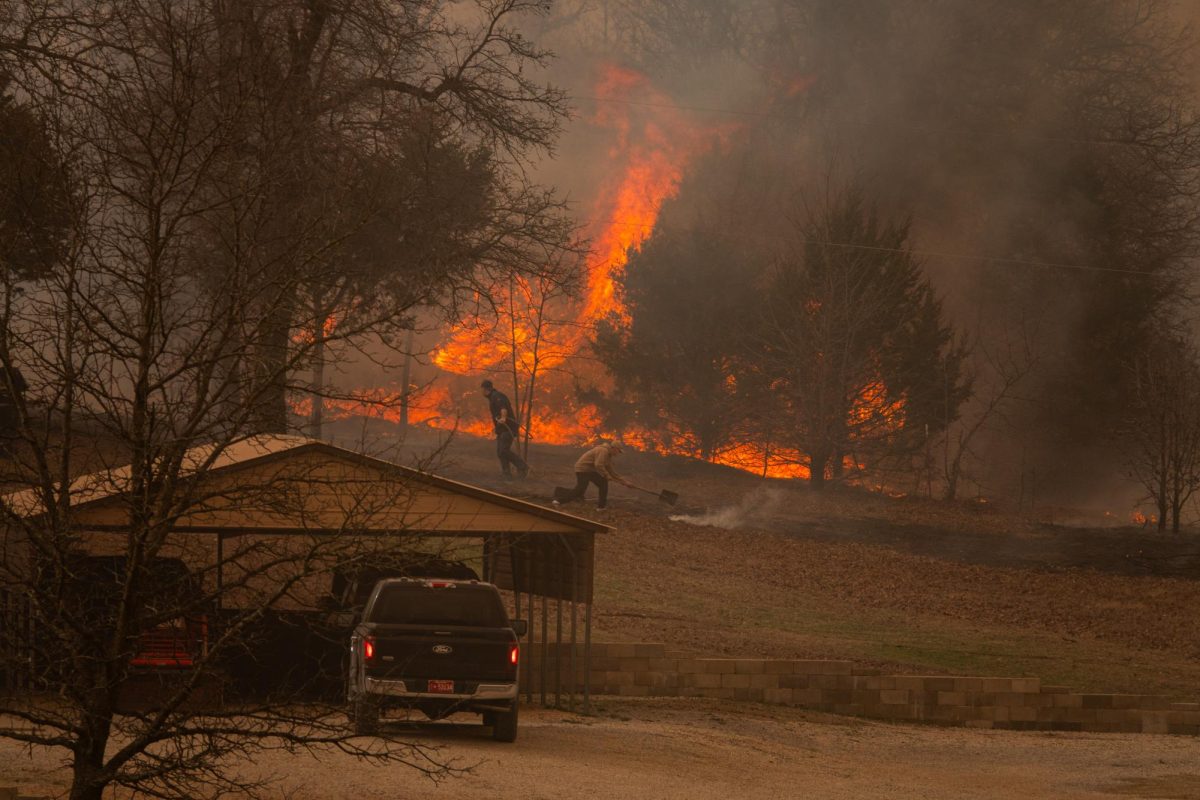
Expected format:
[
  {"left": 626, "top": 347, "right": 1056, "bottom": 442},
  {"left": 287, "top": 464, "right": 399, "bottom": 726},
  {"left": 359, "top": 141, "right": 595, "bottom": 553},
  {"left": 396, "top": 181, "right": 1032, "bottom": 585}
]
[{"left": 669, "top": 486, "right": 784, "bottom": 529}]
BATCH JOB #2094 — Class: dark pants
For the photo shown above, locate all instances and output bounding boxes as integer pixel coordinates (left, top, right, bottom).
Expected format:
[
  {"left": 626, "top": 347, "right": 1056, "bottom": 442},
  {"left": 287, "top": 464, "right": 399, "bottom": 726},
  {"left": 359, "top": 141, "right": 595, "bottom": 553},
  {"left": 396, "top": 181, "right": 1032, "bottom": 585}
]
[
  {"left": 558, "top": 471, "right": 608, "bottom": 507},
  {"left": 496, "top": 429, "right": 527, "bottom": 476}
]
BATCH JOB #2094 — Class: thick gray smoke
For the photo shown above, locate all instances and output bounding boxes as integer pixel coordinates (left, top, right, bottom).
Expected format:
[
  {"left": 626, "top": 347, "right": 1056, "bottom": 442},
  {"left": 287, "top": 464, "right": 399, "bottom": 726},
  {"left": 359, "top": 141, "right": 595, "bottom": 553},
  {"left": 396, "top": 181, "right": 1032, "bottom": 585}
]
[{"left": 526, "top": 0, "right": 1200, "bottom": 507}]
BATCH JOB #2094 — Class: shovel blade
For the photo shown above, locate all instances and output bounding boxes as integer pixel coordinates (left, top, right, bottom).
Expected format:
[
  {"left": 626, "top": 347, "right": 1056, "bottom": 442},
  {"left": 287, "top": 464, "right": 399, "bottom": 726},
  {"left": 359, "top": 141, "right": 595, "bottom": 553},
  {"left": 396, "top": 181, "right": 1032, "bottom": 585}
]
[{"left": 658, "top": 489, "right": 679, "bottom": 506}]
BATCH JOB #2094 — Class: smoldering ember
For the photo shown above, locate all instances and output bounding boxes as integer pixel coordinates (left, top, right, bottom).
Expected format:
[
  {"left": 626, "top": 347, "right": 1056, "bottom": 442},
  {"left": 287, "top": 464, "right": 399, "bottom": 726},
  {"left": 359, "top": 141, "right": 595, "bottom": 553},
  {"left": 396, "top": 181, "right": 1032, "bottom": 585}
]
[{"left": 3, "top": 2, "right": 1200, "bottom": 799}]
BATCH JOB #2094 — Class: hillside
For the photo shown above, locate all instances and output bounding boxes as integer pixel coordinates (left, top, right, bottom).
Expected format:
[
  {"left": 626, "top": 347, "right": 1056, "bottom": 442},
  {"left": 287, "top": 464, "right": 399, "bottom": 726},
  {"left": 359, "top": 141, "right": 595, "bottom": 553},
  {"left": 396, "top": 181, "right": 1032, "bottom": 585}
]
[{"left": 332, "top": 421, "right": 1200, "bottom": 699}]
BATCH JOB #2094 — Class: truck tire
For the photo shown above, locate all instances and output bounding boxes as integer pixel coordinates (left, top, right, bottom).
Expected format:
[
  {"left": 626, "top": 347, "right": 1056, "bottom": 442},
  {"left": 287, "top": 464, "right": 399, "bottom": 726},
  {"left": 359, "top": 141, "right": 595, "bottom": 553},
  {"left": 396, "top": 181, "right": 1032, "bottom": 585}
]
[
  {"left": 351, "top": 696, "right": 380, "bottom": 736},
  {"left": 490, "top": 702, "right": 518, "bottom": 743}
]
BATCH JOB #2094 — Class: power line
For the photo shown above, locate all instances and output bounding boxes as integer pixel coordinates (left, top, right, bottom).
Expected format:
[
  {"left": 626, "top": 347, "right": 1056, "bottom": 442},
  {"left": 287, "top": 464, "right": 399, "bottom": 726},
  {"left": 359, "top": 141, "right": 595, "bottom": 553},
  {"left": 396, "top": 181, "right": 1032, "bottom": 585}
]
[
  {"left": 577, "top": 215, "right": 1161, "bottom": 277},
  {"left": 573, "top": 92, "right": 1147, "bottom": 150}
]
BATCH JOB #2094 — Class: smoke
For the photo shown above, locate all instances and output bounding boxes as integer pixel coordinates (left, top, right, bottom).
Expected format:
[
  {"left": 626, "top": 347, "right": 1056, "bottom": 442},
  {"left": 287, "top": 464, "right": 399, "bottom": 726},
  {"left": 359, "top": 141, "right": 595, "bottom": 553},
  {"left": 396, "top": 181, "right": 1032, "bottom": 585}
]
[
  {"left": 519, "top": 0, "right": 1200, "bottom": 504},
  {"left": 669, "top": 486, "right": 785, "bottom": 529}
]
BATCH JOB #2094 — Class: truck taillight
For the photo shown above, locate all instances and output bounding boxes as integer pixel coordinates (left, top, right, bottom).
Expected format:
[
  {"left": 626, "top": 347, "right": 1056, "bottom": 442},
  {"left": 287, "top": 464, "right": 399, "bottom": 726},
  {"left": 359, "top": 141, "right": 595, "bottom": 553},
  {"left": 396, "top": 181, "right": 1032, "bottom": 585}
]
[
  {"left": 509, "top": 644, "right": 518, "bottom": 665},
  {"left": 363, "top": 637, "right": 375, "bottom": 662}
]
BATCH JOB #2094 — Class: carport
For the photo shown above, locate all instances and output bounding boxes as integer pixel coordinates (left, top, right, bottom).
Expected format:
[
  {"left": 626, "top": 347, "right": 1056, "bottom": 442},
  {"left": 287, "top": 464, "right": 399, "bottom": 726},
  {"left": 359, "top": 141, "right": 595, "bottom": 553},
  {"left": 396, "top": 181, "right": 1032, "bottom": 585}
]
[{"left": 1, "top": 435, "right": 610, "bottom": 709}]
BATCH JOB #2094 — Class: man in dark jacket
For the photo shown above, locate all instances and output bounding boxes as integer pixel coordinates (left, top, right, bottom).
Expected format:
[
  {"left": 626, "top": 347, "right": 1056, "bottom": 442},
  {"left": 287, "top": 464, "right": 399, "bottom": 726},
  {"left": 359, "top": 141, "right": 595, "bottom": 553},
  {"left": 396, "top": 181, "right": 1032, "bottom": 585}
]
[{"left": 481, "top": 379, "right": 528, "bottom": 479}]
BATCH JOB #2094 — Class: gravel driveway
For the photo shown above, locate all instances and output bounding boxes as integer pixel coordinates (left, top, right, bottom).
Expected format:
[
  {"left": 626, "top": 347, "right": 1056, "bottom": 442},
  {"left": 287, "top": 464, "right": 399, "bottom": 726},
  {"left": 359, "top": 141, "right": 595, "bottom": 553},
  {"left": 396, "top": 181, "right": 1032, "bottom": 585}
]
[{"left": 4, "top": 699, "right": 1199, "bottom": 799}]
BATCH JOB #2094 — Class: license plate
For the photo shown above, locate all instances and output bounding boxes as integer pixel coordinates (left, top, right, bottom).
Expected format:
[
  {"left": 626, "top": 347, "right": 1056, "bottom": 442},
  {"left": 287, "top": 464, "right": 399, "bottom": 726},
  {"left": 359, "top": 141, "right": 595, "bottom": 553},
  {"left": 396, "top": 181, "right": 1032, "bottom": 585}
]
[{"left": 427, "top": 679, "right": 455, "bottom": 693}]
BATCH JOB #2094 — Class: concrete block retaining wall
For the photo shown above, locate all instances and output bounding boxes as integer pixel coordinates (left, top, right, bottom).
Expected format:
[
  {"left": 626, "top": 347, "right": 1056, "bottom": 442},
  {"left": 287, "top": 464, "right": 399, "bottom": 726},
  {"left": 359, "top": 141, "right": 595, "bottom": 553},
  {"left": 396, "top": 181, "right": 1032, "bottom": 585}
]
[{"left": 522, "top": 642, "right": 1200, "bottom": 735}]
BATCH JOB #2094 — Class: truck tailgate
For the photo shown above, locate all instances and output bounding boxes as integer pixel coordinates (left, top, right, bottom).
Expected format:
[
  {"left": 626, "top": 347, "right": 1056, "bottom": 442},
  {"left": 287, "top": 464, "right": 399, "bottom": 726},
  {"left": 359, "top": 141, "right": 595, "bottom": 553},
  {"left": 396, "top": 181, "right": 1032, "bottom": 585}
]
[{"left": 364, "top": 624, "right": 516, "bottom": 683}]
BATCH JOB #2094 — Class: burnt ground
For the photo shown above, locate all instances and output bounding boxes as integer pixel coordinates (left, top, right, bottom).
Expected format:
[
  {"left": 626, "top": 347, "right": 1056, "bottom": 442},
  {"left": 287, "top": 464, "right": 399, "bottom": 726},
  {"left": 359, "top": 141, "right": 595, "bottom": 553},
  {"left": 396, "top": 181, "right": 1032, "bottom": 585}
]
[
  {"left": 329, "top": 421, "right": 1200, "bottom": 697},
  {"left": 775, "top": 517, "right": 1200, "bottom": 579},
  {"left": 398, "top": 422, "right": 1200, "bottom": 580}
]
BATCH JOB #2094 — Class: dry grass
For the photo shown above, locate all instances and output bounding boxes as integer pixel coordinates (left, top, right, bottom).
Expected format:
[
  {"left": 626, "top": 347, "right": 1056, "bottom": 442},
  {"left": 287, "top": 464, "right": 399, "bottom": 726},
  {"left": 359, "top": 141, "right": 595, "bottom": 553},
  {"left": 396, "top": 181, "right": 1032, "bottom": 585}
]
[{"left": 406, "top": 428, "right": 1200, "bottom": 700}]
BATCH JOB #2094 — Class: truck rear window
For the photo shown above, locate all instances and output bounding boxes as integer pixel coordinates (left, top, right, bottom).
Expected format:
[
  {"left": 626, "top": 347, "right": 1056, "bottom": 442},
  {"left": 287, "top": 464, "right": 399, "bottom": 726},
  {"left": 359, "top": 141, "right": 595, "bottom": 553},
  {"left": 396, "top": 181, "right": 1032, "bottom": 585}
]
[{"left": 368, "top": 585, "right": 507, "bottom": 627}]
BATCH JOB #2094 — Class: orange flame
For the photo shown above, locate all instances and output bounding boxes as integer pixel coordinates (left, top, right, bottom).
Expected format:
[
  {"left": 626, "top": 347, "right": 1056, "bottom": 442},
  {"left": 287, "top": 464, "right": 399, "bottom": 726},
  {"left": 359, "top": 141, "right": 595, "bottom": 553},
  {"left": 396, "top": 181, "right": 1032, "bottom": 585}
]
[{"left": 433, "top": 64, "right": 735, "bottom": 378}]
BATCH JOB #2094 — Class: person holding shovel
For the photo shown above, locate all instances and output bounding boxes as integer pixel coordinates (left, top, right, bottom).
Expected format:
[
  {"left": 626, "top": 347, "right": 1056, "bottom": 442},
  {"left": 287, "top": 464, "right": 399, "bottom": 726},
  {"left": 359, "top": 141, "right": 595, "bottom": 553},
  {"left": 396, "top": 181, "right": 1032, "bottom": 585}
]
[
  {"left": 553, "top": 441, "right": 626, "bottom": 510},
  {"left": 481, "top": 379, "right": 528, "bottom": 479}
]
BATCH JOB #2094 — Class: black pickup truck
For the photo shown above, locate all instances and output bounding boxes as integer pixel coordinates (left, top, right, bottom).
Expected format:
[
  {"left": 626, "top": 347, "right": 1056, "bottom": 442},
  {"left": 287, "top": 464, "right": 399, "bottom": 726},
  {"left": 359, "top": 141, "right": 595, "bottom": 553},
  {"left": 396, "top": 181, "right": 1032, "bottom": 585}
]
[{"left": 346, "top": 578, "right": 528, "bottom": 742}]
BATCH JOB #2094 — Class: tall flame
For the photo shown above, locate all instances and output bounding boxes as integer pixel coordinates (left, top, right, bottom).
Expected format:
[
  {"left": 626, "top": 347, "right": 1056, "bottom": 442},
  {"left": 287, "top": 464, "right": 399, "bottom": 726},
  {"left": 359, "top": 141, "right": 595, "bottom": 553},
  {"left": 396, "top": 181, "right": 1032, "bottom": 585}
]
[{"left": 433, "top": 64, "right": 733, "bottom": 376}]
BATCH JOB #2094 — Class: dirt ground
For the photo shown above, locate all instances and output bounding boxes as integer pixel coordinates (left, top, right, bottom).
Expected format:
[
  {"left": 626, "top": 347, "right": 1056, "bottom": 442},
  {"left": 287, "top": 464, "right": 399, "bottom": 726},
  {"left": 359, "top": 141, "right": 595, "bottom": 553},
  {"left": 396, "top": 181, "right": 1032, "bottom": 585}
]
[{"left": 5, "top": 699, "right": 1200, "bottom": 799}]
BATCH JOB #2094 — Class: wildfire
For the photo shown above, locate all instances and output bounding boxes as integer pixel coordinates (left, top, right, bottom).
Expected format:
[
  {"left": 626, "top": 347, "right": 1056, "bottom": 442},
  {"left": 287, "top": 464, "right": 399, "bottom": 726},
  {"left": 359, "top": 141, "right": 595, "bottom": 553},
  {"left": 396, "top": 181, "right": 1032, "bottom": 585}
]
[{"left": 310, "top": 65, "right": 911, "bottom": 485}]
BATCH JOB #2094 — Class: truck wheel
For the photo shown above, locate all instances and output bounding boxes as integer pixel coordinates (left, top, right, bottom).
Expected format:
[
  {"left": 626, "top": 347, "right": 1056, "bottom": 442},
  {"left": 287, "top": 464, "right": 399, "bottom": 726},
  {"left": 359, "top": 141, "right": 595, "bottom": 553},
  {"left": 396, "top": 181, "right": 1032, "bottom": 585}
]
[
  {"left": 352, "top": 697, "right": 380, "bottom": 736},
  {"left": 490, "top": 702, "right": 518, "bottom": 743}
]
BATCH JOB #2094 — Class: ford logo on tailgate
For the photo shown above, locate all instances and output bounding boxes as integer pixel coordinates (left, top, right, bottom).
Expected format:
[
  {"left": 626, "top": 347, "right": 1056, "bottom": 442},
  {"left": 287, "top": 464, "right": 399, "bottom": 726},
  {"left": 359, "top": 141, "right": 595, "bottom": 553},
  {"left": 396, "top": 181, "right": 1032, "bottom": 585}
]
[{"left": 432, "top": 644, "right": 453, "bottom": 655}]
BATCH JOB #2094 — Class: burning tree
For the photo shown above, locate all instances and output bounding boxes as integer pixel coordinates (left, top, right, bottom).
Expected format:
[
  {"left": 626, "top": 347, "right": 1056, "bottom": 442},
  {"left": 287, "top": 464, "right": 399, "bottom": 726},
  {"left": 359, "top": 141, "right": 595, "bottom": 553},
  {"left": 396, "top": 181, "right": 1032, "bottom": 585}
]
[
  {"left": 752, "top": 186, "right": 969, "bottom": 487},
  {"left": 1124, "top": 334, "right": 1200, "bottom": 533},
  {"left": 592, "top": 225, "right": 759, "bottom": 460}
]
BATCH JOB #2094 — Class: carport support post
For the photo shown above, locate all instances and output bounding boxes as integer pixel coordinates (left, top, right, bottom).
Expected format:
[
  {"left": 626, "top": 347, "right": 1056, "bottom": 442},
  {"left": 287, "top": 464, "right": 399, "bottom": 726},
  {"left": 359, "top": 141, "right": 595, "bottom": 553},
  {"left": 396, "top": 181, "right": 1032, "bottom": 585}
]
[
  {"left": 583, "top": 600, "right": 592, "bottom": 713},
  {"left": 554, "top": 593, "right": 563, "bottom": 708},
  {"left": 215, "top": 532, "right": 223, "bottom": 615},
  {"left": 525, "top": 557, "right": 534, "bottom": 705},
  {"left": 540, "top": 550, "right": 549, "bottom": 707}
]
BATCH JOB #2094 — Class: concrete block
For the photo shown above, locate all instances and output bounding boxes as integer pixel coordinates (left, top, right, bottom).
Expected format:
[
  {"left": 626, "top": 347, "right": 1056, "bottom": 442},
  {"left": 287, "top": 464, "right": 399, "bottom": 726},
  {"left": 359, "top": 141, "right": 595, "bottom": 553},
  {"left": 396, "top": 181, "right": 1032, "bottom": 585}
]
[
  {"left": 926, "top": 705, "right": 960, "bottom": 723},
  {"left": 1053, "top": 693, "right": 1084, "bottom": 708},
  {"left": 749, "top": 674, "right": 779, "bottom": 690},
  {"left": 607, "top": 643, "right": 637, "bottom": 659},
  {"left": 648, "top": 658, "right": 679, "bottom": 672},
  {"left": 937, "top": 691, "right": 967, "bottom": 706},
  {"left": 792, "top": 688, "right": 826, "bottom": 705},
  {"left": 1011, "top": 678, "right": 1041, "bottom": 694},
  {"left": 702, "top": 659, "right": 737, "bottom": 674},
  {"left": 721, "top": 673, "right": 752, "bottom": 689},
  {"left": 795, "top": 660, "right": 852, "bottom": 675},
  {"left": 1082, "top": 694, "right": 1114, "bottom": 709},
  {"left": 634, "top": 644, "right": 666, "bottom": 658},
  {"left": 763, "top": 688, "right": 794, "bottom": 705},
  {"left": 618, "top": 684, "right": 651, "bottom": 696},
  {"left": 675, "top": 659, "right": 704, "bottom": 674},
  {"left": 735, "top": 659, "right": 766, "bottom": 674},
  {"left": 608, "top": 671, "right": 635, "bottom": 686},
  {"left": 1008, "top": 705, "right": 1037, "bottom": 722},
  {"left": 690, "top": 673, "right": 722, "bottom": 689},
  {"left": 1141, "top": 712, "right": 1170, "bottom": 734},
  {"left": 879, "top": 689, "right": 909, "bottom": 705},
  {"left": 764, "top": 660, "right": 798, "bottom": 674},
  {"left": 778, "top": 675, "right": 810, "bottom": 690},
  {"left": 982, "top": 678, "right": 1016, "bottom": 693}
]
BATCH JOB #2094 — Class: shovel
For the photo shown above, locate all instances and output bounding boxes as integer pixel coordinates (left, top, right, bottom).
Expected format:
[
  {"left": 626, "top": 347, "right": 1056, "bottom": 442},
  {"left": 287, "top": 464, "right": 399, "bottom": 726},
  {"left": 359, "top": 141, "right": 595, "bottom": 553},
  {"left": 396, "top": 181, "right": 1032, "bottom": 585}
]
[{"left": 622, "top": 481, "right": 679, "bottom": 506}]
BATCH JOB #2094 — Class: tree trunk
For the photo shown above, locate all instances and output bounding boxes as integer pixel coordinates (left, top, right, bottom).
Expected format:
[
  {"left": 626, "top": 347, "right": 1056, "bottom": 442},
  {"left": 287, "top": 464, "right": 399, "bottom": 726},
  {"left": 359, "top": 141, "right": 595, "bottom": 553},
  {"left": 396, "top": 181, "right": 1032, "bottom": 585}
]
[
  {"left": 399, "top": 328, "right": 414, "bottom": 433},
  {"left": 809, "top": 446, "right": 830, "bottom": 489},
  {"left": 309, "top": 314, "right": 326, "bottom": 438},
  {"left": 69, "top": 706, "right": 113, "bottom": 800},
  {"left": 252, "top": 293, "right": 293, "bottom": 435}
]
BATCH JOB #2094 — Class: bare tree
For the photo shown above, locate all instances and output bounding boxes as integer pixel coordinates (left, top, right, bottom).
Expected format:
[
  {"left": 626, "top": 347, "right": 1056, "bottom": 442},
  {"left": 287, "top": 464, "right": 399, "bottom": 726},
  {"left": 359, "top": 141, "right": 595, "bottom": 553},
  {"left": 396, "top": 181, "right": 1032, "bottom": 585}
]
[
  {"left": 0, "top": 2, "right": 565, "bottom": 797},
  {"left": 1124, "top": 335, "right": 1200, "bottom": 533},
  {"left": 938, "top": 326, "right": 1038, "bottom": 502}
]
